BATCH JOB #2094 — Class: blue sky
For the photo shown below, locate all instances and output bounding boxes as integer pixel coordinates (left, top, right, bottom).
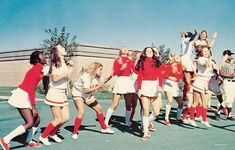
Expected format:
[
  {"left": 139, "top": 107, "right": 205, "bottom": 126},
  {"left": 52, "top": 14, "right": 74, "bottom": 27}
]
[{"left": 0, "top": 0, "right": 234, "bottom": 62}]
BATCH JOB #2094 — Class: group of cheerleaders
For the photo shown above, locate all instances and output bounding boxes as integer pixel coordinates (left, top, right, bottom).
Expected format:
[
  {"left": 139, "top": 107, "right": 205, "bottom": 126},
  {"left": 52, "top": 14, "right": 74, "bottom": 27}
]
[{"left": 1, "top": 29, "right": 234, "bottom": 150}]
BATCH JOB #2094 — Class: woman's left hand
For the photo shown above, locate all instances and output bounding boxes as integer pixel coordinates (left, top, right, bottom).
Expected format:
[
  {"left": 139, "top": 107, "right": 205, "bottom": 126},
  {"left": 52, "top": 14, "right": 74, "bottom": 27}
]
[{"left": 32, "top": 108, "right": 38, "bottom": 117}]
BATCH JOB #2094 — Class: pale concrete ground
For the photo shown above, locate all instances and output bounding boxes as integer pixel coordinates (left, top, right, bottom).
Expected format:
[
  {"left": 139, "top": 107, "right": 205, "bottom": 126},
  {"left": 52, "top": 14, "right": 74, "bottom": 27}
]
[{"left": 0, "top": 98, "right": 235, "bottom": 150}]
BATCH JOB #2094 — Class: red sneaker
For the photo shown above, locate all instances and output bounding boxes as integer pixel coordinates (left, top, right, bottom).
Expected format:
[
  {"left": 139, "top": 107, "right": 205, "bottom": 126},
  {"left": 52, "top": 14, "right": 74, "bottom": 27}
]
[
  {"left": 165, "top": 119, "right": 171, "bottom": 126},
  {"left": 141, "top": 135, "right": 148, "bottom": 141},
  {"left": 148, "top": 123, "right": 156, "bottom": 131},
  {"left": 0, "top": 138, "right": 10, "bottom": 150},
  {"left": 27, "top": 141, "right": 41, "bottom": 148}
]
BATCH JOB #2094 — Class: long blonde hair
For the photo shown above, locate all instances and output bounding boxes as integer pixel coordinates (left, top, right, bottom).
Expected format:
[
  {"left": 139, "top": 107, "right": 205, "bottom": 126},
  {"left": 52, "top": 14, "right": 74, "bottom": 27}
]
[{"left": 80, "top": 62, "right": 103, "bottom": 77}]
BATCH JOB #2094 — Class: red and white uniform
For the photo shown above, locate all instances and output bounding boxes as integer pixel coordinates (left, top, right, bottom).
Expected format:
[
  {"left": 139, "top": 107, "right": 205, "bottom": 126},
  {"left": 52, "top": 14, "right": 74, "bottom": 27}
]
[
  {"left": 45, "top": 61, "right": 69, "bottom": 106},
  {"left": 137, "top": 58, "right": 164, "bottom": 97},
  {"left": 8, "top": 63, "right": 43, "bottom": 109},
  {"left": 164, "top": 63, "right": 184, "bottom": 97},
  {"left": 72, "top": 73, "right": 100, "bottom": 101},
  {"left": 192, "top": 57, "right": 215, "bottom": 93},
  {"left": 112, "top": 56, "right": 136, "bottom": 94}
]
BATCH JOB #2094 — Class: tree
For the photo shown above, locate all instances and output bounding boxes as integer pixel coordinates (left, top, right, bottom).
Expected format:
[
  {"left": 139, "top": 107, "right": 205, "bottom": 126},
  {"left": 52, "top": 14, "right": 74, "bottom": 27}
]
[
  {"left": 152, "top": 43, "right": 171, "bottom": 64},
  {"left": 41, "top": 26, "right": 78, "bottom": 59},
  {"left": 41, "top": 26, "right": 78, "bottom": 94}
]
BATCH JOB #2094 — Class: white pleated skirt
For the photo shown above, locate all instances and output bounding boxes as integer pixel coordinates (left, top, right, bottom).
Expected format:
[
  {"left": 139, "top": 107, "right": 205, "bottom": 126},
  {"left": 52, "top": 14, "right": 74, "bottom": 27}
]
[
  {"left": 8, "top": 88, "right": 32, "bottom": 109},
  {"left": 164, "top": 79, "right": 183, "bottom": 97},
  {"left": 71, "top": 86, "right": 91, "bottom": 100},
  {"left": 192, "top": 76, "right": 210, "bottom": 93},
  {"left": 45, "top": 87, "right": 68, "bottom": 107},
  {"left": 141, "top": 80, "right": 159, "bottom": 97},
  {"left": 113, "top": 76, "right": 135, "bottom": 94}
]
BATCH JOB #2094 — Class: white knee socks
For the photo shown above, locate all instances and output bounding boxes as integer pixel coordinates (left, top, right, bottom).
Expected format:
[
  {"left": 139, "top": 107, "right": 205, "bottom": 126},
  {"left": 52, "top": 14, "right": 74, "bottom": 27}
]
[
  {"left": 105, "top": 108, "right": 114, "bottom": 126},
  {"left": 4, "top": 125, "right": 26, "bottom": 144}
]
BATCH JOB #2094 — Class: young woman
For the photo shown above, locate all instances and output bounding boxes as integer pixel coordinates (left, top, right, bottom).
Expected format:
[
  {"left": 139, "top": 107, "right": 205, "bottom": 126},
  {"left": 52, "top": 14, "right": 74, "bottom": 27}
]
[
  {"left": 188, "top": 47, "right": 216, "bottom": 127},
  {"left": 125, "top": 51, "right": 141, "bottom": 128},
  {"left": 194, "top": 30, "right": 217, "bottom": 59},
  {"left": 0, "top": 51, "right": 47, "bottom": 150},
  {"left": 181, "top": 31, "right": 197, "bottom": 104},
  {"left": 39, "top": 44, "right": 73, "bottom": 145},
  {"left": 136, "top": 47, "right": 163, "bottom": 141},
  {"left": 71, "top": 62, "right": 114, "bottom": 140},
  {"left": 164, "top": 54, "right": 184, "bottom": 125},
  {"left": 105, "top": 46, "right": 136, "bottom": 127}
]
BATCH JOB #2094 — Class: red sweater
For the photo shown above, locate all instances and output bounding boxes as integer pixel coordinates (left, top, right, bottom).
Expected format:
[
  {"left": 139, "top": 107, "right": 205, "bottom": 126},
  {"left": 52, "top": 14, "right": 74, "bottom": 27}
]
[
  {"left": 165, "top": 63, "right": 183, "bottom": 82},
  {"left": 137, "top": 58, "right": 165, "bottom": 90},
  {"left": 112, "top": 56, "right": 135, "bottom": 76},
  {"left": 19, "top": 63, "right": 43, "bottom": 107}
]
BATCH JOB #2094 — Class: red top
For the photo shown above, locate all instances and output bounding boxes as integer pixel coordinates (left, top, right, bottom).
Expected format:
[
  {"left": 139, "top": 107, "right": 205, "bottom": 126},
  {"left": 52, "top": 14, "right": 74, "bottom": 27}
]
[
  {"left": 165, "top": 63, "right": 183, "bottom": 82},
  {"left": 137, "top": 58, "right": 165, "bottom": 90},
  {"left": 112, "top": 56, "right": 136, "bottom": 76},
  {"left": 19, "top": 63, "right": 43, "bottom": 107}
]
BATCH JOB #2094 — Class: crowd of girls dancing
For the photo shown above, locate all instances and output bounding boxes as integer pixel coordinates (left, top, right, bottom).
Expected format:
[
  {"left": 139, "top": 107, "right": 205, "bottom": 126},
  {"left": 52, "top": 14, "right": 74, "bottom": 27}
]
[{"left": 1, "top": 30, "right": 235, "bottom": 149}]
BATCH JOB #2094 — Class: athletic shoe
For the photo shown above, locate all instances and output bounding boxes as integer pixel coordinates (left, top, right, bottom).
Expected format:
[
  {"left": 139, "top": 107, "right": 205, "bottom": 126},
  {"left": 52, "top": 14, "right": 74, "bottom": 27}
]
[
  {"left": 49, "top": 135, "right": 62, "bottom": 143},
  {"left": 201, "top": 121, "right": 212, "bottom": 127},
  {"left": 165, "top": 119, "right": 171, "bottom": 126},
  {"left": 101, "top": 128, "right": 115, "bottom": 134},
  {"left": 215, "top": 113, "right": 220, "bottom": 121},
  {"left": 71, "top": 134, "right": 78, "bottom": 140},
  {"left": 141, "top": 135, "right": 148, "bottom": 141},
  {"left": 39, "top": 136, "right": 51, "bottom": 146},
  {"left": 148, "top": 123, "right": 156, "bottom": 131},
  {"left": 27, "top": 141, "right": 41, "bottom": 148},
  {"left": 188, "top": 118, "right": 197, "bottom": 127},
  {"left": 195, "top": 116, "right": 202, "bottom": 122},
  {"left": 0, "top": 138, "right": 10, "bottom": 150},
  {"left": 182, "top": 118, "right": 189, "bottom": 124},
  {"left": 227, "top": 116, "right": 235, "bottom": 121}
]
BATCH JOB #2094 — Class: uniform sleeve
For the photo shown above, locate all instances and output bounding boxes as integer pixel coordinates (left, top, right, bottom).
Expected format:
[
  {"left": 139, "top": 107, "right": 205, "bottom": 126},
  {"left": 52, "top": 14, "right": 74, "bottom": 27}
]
[
  {"left": 28, "top": 91, "right": 36, "bottom": 107},
  {"left": 130, "top": 60, "right": 138, "bottom": 74},
  {"left": 157, "top": 69, "right": 164, "bottom": 88},
  {"left": 112, "top": 59, "right": 121, "bottom": 76},
  {"left": 137, "top": 68, "right": 143, "bottom": 90}
]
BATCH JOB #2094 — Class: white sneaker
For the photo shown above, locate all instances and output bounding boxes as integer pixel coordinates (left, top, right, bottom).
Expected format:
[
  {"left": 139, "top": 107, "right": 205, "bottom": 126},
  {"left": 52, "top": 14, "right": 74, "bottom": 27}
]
[
  {"left": 182, "top": 118, "right": 189, "bottom": 124},
  {"left": 101, "top": 128, "right": 115, "bottom": 134},
  {"left": 195, "top": 116, "right": 202, "bottom": 122},
  {"left": 71, "top": 134, "right": 78, "bottom": 140},
  {"left": 188, "top": 118, "right": 197, "bottom": 127},
  {"left": 39, "top": 136, "right": 51, "bottom": 146},
  {"left": 49, "top": 135, "right": 62, "bottom": 143},
  {"left": 201, "top": 121, "right": 212, "bottom": 127}
]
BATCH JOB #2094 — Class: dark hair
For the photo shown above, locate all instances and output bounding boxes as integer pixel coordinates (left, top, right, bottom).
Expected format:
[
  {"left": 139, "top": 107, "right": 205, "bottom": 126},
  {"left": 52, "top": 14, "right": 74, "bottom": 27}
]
[
  {"left": 30, "top": 51, "right": 43, "bottom": 65},
  {"left": 135, "top": 47, "right": 162, "bottom": 71},
  {"left": 223, "top": 50, "right": 234, "bottom": 56},
  {"left": 50, "top": 45, "right": 61, "bottom": 68},
  {"left": 185, "top": 30, "right": 197, "bottom": 41}
]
